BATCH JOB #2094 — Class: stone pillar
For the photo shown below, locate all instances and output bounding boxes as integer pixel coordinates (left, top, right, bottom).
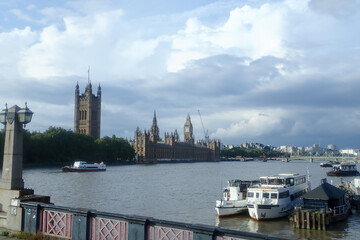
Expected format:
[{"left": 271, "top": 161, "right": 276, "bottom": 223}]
[
  {"left": 0, "top": 106, "right": 24, "bottom": 190},
  {"left": 0, "top": 104, "right": 35, "bottom": 231}
]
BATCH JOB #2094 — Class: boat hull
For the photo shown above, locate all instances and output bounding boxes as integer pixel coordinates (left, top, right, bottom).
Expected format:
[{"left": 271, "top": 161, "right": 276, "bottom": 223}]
[
  {"left": 62, "top": 167, "right": 106, "bottom": 172},
  {"left": 320, "top": 163, "right": 332, "bottom": 168},
  {"left": 247, "top": 203, "right": 291, "bottom": 220},
  {"left": 215, "top": 200, "right": 248, "bottom": 217},
  {"left": 326, "top": 170, "right": 359, "bottom": 176}
]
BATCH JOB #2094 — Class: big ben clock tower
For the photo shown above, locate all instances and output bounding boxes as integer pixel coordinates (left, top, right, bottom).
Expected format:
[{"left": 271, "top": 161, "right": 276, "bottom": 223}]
[{"left": 184, "top": 113, "right": 194, "bottom": 144}]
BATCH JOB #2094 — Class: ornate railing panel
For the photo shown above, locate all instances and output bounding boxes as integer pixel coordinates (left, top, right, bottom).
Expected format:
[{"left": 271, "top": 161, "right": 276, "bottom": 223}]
[
  {"left": 148, "top": 225, "right": 193, "bottom": 240},
  {"left": 40, "top": 209, "right": 72, "bottom": 239},
  {"left": 90, "top": 216, "right": 128, "bottom": 240}
]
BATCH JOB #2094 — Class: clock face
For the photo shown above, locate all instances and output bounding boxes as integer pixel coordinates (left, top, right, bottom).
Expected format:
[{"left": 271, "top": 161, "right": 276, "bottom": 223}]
[{"left": 185, "top": 126, "right": 189, "bottom": 132}]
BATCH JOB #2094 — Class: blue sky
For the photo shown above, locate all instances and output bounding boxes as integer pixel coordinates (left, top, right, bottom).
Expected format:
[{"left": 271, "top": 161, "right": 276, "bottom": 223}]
[{"left": 0, "top": 0, "right": 360, "bottom": 149}]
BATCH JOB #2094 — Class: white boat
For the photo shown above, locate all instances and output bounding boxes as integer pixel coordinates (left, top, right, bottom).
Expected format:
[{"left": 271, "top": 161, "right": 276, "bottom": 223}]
[
  {"left": 215, "top": 179, "right": 259, "bottom": 217},
  {"left": 62, "top": 161, "right": 106, "bottom": 172},
  {"left": 246, "top": 173, "right": 309, "bottom": 220}
]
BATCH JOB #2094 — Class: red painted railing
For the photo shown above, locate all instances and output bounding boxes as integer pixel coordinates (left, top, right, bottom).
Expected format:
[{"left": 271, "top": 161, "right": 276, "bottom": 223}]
[
  {"left": 90, "top": 216, "right": 128, "bottom": 240},
  {"left": 148, "top": 225, "right": 193, "bottom": 240},
  {"left": 39, "top": 209, "right": 72, "bottom": 239}
]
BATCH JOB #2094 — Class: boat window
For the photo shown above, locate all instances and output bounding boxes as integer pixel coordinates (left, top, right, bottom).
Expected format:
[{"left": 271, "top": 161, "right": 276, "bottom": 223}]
[
  {"left": 263, "top": 192, "right": 269, "bottom": 198},
  {"left": 279, "top": 191, "right": 289, "bottom": 198},
  {"left": 256, "top": 192, "right": 260, "bottom": 198},
  {"left": 286, "top": 178, "right": 294, "bottom": 186},
  {"left": 271, "top": 193, "right": 277, "bottom": 199},
  {"left": 247, "top": 192, "right": 254, "bottom": 198},
  {"left": 269, "top": 179, "right": 276, "bottom": 185}
]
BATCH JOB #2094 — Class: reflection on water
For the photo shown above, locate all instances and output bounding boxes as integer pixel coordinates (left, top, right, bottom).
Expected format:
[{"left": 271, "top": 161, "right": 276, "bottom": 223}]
[
  {"left": 216, "top": 215, "right": 294, "bottom": 238},
  {"left": 15, "top": 161, "right": 360, "bottom": 240},
  {"left": 216, "top": 211, "right": 360, "bottom": 240}
]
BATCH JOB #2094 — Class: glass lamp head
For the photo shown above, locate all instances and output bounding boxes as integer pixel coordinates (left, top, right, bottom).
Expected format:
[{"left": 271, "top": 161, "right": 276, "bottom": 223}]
[
  {"left": 17, "top": 103, "right": 33, "bottom": 124},
  {"left": 0, "top": 105, "right": 8, "bottom": 124}
]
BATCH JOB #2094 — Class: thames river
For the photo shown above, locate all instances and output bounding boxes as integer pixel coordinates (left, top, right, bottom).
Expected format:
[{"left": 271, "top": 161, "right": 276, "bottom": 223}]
[{"left": 19, "top": 160, "right": 359, "bottom": 239}]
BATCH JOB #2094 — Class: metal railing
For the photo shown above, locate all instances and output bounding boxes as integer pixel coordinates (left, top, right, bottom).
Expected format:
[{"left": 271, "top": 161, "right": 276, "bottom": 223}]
[{"left": 21, "top": 202, "right": 288, "bottom": 240}]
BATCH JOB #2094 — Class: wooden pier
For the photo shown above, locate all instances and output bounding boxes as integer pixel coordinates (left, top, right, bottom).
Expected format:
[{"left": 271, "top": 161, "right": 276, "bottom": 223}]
[{"left": 292, "top": 208, "right": 329, "bottom": 230}]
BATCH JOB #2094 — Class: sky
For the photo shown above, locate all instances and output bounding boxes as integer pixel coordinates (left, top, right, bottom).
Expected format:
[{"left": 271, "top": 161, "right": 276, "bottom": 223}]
[{"left": 0, "top": 0, "right": 360, "bottom": 149}]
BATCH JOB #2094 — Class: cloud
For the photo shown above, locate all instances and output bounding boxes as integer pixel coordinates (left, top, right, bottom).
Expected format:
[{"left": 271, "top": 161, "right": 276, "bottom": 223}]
[
  {"left": 308, "top": 0, "right": 359, "bottom": 18},
  {"left": 10, "top": 9, "right": 32, "bottom": 21},
  {"left": 0, "top": 27, "right": 37, "bottom": 78},
  {"left": 1, "top": 0, "right": 360, "bottom": 148},
  {"left": 167, "top": 3, "right": 289, "bottom": 72}
]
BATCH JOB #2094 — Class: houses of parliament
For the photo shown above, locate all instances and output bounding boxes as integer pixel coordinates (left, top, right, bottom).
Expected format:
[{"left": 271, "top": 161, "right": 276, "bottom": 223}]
[
  {"left": 74, "top": 81, "right": 101, "bottom": 139},
  {"left": 73, "top": 79, "right": 220, "bottom": 163},
  {"left": 134, "top": 112, "right": 221, "bottom": 163}
]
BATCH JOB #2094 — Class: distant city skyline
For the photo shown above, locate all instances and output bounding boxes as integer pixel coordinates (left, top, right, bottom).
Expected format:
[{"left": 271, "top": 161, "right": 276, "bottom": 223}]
[{"left": 1, "top": 0, "right": 360, "bottom": 148}]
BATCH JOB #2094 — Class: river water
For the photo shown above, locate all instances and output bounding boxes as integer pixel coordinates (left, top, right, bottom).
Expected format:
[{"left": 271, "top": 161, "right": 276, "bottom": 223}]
[{"left": 17, "top": 160, "right": 360, "bottom": 239}]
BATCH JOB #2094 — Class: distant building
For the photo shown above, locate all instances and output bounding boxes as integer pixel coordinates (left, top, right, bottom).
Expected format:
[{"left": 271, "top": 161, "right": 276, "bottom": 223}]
[
  {"left": 327, "top": 144, "right": 337, "bottom": 150},
  {"left": 134, "top": 112, "right": 220, "bottom": 163},
  {"left": 339, "top": 149, "right": 358, "bottom": 157},
  {"left": 74, "top": 80, "right": 101, "bottom": 139}
]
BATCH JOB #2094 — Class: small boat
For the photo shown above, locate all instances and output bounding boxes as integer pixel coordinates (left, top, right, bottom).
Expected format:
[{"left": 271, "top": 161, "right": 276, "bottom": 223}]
[
  {"left": 246, "top": 173, "right": 310, "bottom": 220},
  {"left": 62, "top": 161, "right": 106, "bottom": 172},
  {"left": 326, "top": 162, "right": 359, "bottom": 176},
  {"left": 320, "top": 162, "right": 333, "bottom": 168},
  {"left": 215, "top": 179, "right": 259, "bottom": 217}
]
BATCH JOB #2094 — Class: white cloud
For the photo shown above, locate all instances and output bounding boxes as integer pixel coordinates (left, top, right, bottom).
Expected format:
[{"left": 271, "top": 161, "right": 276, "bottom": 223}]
[
  {"left": 166, "top": 2, "right": 293, "bottom": 72},
  {"left": 213, "top": 109, "right": 286, "bottom": 139},
  {"left": 0, "top": 27, "right": 37, "bottom": 78},
  {"left": 10, "top": 9, "right": 32, "bottom": 21}
]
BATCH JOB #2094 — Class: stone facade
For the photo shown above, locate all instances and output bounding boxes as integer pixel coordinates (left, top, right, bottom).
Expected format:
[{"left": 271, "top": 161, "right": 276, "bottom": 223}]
[
  {"left": 134, "top": 112, "right": 220, "bottom": 163},
  {"left": 74, "top": 82, "right": 101, "bottom": 139}
]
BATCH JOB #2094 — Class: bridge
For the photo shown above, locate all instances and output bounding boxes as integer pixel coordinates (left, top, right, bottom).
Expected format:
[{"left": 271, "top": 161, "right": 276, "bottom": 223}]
[{"left": 279, "top": 156, "right": 359, "bottom": 163}]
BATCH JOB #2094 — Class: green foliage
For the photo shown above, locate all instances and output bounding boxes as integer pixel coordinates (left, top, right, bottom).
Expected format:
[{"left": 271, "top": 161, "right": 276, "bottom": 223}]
[
  {"left": 11, "top": 231, "right": 61, "bottom": 240},
  {"left": 0, "top": 126, "right": 135, "bottom": 166},
  {"left": 221, "top": 147, "right": 282, "bottom": 158},
  {"left": 1, "top": 231, "right": 9, "bottom": 236}
]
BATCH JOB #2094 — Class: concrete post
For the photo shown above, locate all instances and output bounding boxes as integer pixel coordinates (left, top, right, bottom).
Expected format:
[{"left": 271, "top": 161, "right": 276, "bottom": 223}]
[{"left": 0, "top": 105, "right": 24, "bottom": 190}]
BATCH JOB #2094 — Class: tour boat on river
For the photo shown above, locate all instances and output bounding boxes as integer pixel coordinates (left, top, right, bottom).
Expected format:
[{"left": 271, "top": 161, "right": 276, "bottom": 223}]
[
  {"left": 326, "top": 162, "right": 359, "bottom": 176},
  {"left": 62, "top": 161, "right": 106, "bottom": 172},
  {"left": 246, "top": 173, "right": 309, "bottom": 220},
  {"left": 215, "top": 179, "right": 259, "bottom": 217}
]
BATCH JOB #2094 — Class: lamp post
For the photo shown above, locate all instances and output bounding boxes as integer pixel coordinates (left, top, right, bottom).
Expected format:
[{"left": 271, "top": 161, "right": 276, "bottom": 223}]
[{"left": 0, "top": 103, "right": 33, "bottom": 190}]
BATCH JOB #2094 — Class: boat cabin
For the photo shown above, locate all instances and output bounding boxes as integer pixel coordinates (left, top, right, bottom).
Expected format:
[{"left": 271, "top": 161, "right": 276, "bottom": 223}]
[
  {"left": 224, "top": 180, "right": 259, "bottom": 200},
  {"left": 259, "top": 173, "right": 306, "bottom": 187},
  {"left": 332, "top": 162, "right": 357, "bottom": 172},
  {"left": 301, "top": 179, "right": 351, "bottom": 222}
]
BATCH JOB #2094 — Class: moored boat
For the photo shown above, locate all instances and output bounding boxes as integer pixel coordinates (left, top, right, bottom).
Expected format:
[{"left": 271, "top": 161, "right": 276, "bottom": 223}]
[
  {"left": 326, "top": 162, "right": 359, "bottom": 176},
  {"left": 320, "top": 162, "right": 333, "bottom": 168},
  {"left": 246, "top": 173, "right": 310, "bottom": 220},
  {"left": 62, "top": 161, "right": 106, "bottom": 172},
  {"left": 215, "top": 179, "right": 259, "bottom": 217}
]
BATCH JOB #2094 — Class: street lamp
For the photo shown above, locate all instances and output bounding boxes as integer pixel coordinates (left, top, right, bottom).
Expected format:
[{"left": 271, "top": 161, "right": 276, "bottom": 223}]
[
  {"left": 0, "top": 103, "right": 33, "bottom": 126},
  {"left": 16, "top": 103, "right": 33, "bottom": 126},
  {"left": 0, "top": 103, "right": 33, "bottom": 190}
]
